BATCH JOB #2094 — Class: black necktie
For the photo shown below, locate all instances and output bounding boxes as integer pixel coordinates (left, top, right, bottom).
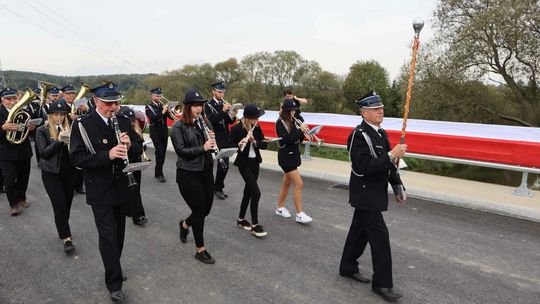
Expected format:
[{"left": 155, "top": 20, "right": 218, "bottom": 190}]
[{"left": 378, "top": 128, "right": 386, "bottom": 138}]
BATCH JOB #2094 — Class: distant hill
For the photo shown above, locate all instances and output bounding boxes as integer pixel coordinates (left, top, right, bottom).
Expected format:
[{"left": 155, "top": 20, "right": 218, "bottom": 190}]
[{"left": 3, "top": 70, "right": 157, "bottom": 91}]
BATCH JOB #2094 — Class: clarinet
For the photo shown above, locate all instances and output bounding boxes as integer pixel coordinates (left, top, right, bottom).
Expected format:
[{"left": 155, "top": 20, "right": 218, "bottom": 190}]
[
  {"left": 110, "top": 113, "right": 138, "bottom": 188},
  {"left": 197, "top": 116, "right": 227, "bottom": 169}
]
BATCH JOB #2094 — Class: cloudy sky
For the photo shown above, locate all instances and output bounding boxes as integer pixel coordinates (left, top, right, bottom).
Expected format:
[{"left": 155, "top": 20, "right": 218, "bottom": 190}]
[{"left": 0, "top": 0, "right": 437, "bottom": 79}]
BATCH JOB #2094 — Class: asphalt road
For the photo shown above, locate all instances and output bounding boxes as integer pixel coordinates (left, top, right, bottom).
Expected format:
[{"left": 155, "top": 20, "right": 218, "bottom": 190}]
[{"left": 1, "top": 150, "right": 539, "bottom": 304}]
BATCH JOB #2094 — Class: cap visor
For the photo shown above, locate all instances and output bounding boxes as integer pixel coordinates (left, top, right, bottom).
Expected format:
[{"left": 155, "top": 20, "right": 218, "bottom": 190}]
[{"left": 97, "top": 95, "right": 121, "bottom": 102}]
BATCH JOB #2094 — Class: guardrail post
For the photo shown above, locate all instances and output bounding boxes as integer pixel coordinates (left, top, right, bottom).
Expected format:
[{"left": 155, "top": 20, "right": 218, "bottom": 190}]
[
  {"left": 513, "top": 172, "right": 533, "bottom": 197},
  {"left": 302, "top": 141, "right": 312, "bottom": 161}
]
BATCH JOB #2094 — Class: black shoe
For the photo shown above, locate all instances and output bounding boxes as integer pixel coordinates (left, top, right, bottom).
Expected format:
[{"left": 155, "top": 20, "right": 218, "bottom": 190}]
[
  {"left": 237, "top": 219, "right": 251, "bottom": 231},
  {"left": 195, "top": 250, "right": 215, "bottom": 264},
  {"left": 214, "top": 190, "right": 226, "bottom": 200},
  {"left": 110, "top": 290, "right": 125, "bottom": 302},
  {"left": 251, "top": 225, "right": 268, "bottom": 238},
  {"left": 75, "top": 187, "right": 86, "bottom": 194},
  {"left": 133, "top": 216, "right": 148, "bottom": 225},
  {"left": 63, "top": 240, "right": 75, "bottom": 254},
  {"left": 122, "top": 272, "right": 128, "bottom": 281},
  {"left": 179, "top": 220, "right": 189, "bottom": 243},
  {"left": 372, "top": 287, "right": 403, "bottom": 302},
  {"left": 157, "top": 176, "right": 167, "bottom": 183},
  {"left": 339, "top": 272, "right": 371, "bottom": 284}
]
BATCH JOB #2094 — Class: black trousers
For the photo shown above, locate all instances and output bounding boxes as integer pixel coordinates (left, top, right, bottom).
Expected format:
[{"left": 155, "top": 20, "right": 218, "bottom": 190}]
[
  {"left": 339, "top": 208, "right": 393, "bottom": 289},
  {"left": 0, "top": 167, "right": 4, "bottom": 191},
  {"left": 91, "top": 204, "right": 126, "bottom": 293},
  {"left": 214, "top": 157, "right": 229, "bottom": 191},
  {"left": 150, "top": 128, "right": 168, "bottom": 178},
  {"left": 42, "top": 168, "right": 77, "bottom": 239},
  {"left": 238, "top": 159, "right": 261, "bottom": 225},
  {"left": 0, "top": 159, "right": 31, "bottom": 208},
  {"left": 75, "top": 169, "right": 84, "bottom": 191},
  {"left": 177, "top": 168, "right": 214, "bottom": 248},
  {"left": 126, "top": 171, "right": 145, "bottom": 221}
]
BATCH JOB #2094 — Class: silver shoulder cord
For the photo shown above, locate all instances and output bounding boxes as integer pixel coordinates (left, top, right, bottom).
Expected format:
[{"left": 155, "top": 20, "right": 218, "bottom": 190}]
[
  {"left": 348, "top": 129, "right": 377, "bottom": 177},
  {"left": 78, "top": 121, "right": 96, "bottom": 155}
]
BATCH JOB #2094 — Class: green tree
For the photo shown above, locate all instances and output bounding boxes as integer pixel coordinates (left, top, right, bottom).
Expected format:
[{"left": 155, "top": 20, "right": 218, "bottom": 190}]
[
  {"left": 342, "top": 60, "right": 391, "bottom": 114},
  {"left": 434, "top": 0, "right": 540, "bottom": 126}
]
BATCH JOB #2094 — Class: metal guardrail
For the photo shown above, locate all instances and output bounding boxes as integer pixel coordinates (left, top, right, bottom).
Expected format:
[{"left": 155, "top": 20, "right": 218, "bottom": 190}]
[{"left": 301, "top": 142, "right": 540, "bottom": 198}]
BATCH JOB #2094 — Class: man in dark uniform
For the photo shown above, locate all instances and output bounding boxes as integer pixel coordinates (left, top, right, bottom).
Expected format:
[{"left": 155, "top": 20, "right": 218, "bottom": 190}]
[
  {"left": 60, "top": 84, "right": 86, "bottom": 194},
  {"left": 204, "top": 81, "right": 237, "bottom": 199},
  {"left": 339, "top": 90, "right": 407, "bottom": 302},
  {"left": 70, "top": 82, "right": 141, "bottom": 303},
  {"left": 0, "top": 87, "right": 37, "bottom": 215},
  {"left": 145, "top": 87, "right": 170, "bottom": 183}
]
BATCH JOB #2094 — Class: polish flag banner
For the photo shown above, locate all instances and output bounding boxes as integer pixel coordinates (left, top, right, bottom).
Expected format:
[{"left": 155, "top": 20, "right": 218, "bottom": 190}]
[{"left": 130, "top": 105, "right": 540, "bottom": 168}]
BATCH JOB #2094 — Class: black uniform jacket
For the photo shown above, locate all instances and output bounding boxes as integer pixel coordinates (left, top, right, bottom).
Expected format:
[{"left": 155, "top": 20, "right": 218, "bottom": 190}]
[
  {"left": 204, "top": 97, "right": 236, "bottom": 148},
  {"left": 275, "top": 118, "right": 304, "bottom": 168},
  {"left": 0, "top": 105, "right": 33, "bottom": 161},
  {"left": 347, "top": 120, "right": 402, "bottom": 211},
  {"left": 36, "top": 123, "right": 70, "bottom": 174},
  {"left": 145, "top": 101, "right": 169, "bottom": 136},
  {"left": 170, "top": 120, "right": 213, "bottom": 172},
  {"left": 230, "top": 121, "right": 268, "bottom": 166},
  {"left": 69, "top": 111, "right": 141, "bottom": 206}
]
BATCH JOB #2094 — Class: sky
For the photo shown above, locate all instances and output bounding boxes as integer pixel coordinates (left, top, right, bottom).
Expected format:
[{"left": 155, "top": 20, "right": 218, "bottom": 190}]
[{"left": 0, "top": 0, "right": 437, "bottom": 80}]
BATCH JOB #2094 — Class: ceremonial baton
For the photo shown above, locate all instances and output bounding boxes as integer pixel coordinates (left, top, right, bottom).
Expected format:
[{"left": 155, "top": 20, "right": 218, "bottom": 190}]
[{"left": 396, "top": 18, "right": 424, "bottom": 167}]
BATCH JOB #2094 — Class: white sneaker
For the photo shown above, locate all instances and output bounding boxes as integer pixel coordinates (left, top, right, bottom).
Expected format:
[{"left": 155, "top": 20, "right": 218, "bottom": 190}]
[
  {"left": 275, "top": 207, "right": 292, "bottom": 218},
  {"left": 296, "top": 212, "right": 313, "bottom": 224}
]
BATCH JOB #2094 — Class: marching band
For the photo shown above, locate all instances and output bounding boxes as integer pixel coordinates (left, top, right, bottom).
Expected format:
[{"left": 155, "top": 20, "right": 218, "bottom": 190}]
[{"left": 0, "top": 80, "right": 407, "bottom": 303}]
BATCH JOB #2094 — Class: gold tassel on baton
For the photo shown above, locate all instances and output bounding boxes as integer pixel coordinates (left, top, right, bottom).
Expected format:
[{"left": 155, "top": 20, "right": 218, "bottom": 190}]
[{"left": 396, "top": 18, "right": 424, "bottom": 167}]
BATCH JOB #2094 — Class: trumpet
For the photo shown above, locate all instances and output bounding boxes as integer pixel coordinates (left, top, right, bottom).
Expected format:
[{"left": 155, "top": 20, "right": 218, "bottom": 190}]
[
  {"left": 239, "top": 121, "right": 258, "bottom": 152},
  {"left": 223, "top": 99, "right": 242, "bottom": 121},
  {"left": 160, "top": 95, "right": 180, "bottom": 121},
  {"left": 110, "top": 113, "right": 137, "bottom": 188},
  {"left": 292, "top": 116, "right": 324, "bottom": 145},
  {"left": 197, "top": 115, "right": 227, "bottom": 169}
]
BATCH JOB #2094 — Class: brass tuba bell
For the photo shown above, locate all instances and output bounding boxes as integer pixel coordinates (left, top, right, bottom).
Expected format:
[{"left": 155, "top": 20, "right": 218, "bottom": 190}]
[{"left": 6, "top": 88, "right": 36, "bottom": 144}]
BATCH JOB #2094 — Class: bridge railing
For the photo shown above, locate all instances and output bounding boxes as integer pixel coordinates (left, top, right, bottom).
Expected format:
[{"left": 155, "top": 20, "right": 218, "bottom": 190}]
[{"left": 302, "top": 141, "right": 540, "bottom": 197}]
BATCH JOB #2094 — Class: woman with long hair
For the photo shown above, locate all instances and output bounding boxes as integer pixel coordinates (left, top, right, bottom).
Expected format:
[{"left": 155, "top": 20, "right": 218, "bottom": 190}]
[
  {"left": 274, "top": 99, "right": 313, "bottom": 224},
  {"left": 171, "top": 88, "right": 217, "bottom": 264},
  {"left": 116, "top": 106, "right": 147, "bottom": 226},
  {"left": 35, "top": 100, "right": 78, "bottom": 253},
  {"left": 230, "top": 103, "right": 268, "bottom": 237}
]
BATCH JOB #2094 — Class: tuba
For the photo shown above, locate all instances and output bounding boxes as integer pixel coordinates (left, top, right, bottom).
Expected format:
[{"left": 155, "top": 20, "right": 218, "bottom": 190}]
[{"left": 6, "top": 88, "right": 36, "bottom": 144}]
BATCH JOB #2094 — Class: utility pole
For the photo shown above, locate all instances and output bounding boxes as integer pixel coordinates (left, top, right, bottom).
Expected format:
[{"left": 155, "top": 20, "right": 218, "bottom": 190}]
[{"left": 0, "top": 60, "right": 7, "bottom": 89}]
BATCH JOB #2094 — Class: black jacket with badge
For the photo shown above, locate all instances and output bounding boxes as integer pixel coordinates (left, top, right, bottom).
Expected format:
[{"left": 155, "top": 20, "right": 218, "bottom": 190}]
[
  {"left": 170, "top": 120, "right": 213, "bottom": 172},
  {"left": 230, "top": 121, "right": 268, "bottom": 166},
  {"left": 69, "top": 110, "right": 141, "bottom": 206},
  {"left": 35, "top": 122, "right": 73, "bottom": 174},
  {"left": 204, "top": 97, "right": 236, "bottom": 148},
  {"left": 347, "top": 120, "right": 403, "bottom": 211},
  {"left": 275, "top": 118, "right": 304, "bottom": 168},
  {"left": 145, "top": 101, "right": 169, "bottom": 137},
  {"left": 0, "top": 105, "right": 33, "bottom": 161}
]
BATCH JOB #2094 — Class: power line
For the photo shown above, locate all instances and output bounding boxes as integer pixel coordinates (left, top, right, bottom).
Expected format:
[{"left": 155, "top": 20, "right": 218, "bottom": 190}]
[
  {"left": 27, "top": 0, "right": 144, "bottom": 71},
  {"left": 0, "top": 3, "right": 131, "bottom": 72},
  {"left": 18, "top": 0, "right": 139, "bottom": 72}
]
